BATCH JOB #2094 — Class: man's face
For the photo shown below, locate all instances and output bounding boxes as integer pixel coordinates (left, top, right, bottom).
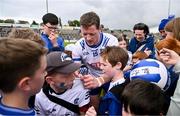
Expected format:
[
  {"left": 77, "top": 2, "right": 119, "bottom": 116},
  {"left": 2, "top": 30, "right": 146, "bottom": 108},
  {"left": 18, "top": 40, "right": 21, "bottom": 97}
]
[
  {"left": 29, "top": 55, "right": 47, "bottom": 95},
  {"left": 81, "top": 25, "right": 101, "bottom": 46},
  {"left": 43, "top": 23, "right": 58, "bottom": 35},
  {"left": 134, "top": 30, "right": 145, "bottom": 41}
]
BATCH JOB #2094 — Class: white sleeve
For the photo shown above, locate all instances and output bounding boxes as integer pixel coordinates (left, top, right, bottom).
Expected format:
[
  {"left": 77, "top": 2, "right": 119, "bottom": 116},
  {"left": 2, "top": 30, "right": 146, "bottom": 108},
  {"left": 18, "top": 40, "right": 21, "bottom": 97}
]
[
  {"left": 34, "top": 95, "right": 46, "bottom": 115},
  {"left": 106, "top": 33, "right": 119, "bottom": 46},
  {"left": 78, "top": 90, "right": 90, "bottom": 107},
  {"left": 72, "top": 40, "right": 83, "bottom": 63}
]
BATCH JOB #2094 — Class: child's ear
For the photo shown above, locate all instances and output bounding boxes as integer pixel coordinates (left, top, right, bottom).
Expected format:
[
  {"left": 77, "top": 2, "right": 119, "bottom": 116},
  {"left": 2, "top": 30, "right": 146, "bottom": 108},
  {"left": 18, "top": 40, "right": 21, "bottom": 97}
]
[
  {"left": 115, "top": 62, "right": 122, "bottom": 70},
  {"left": 45, "top": 76, "right": 54, "bottom": 85},
  {"left": 18, "top": 77, "right": 31, "bottom": 91}
]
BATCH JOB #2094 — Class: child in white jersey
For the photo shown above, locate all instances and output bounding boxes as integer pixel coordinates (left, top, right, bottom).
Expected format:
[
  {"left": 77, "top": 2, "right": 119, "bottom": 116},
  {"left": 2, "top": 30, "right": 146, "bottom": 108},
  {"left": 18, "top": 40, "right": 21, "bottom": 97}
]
[{"left": 35, "top": 52, "right": 90, "bottom": 115}]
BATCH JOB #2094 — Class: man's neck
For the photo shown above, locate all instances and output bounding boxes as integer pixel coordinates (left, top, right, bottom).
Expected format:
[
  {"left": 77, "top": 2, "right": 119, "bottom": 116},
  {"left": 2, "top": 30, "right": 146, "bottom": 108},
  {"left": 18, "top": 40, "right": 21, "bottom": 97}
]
[{"left": 1, "top": 92, "right": 30, "bottom": 109}]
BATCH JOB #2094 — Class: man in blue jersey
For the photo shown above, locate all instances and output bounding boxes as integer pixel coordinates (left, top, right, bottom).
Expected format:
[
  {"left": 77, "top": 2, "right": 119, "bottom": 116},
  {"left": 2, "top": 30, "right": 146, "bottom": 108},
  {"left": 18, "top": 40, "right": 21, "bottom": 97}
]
[
  {"left": 41, "top": 13, "right": 64, "bottom": 52},
  {"left": 128, "top": 23, "right": 155, "bottom": 58},
  {"left": 72, "top": 11, "right": 118, "bottom": 111},
  {"left": 0, "top": 38, "right": 47, "bottom": 115}
]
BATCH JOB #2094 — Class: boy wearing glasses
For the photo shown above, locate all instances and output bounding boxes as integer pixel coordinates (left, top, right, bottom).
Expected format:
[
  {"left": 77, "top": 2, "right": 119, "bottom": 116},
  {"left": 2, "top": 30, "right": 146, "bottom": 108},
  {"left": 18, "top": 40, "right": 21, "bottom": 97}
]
[{"left": 41, "top": 13, "right": 64, "bottom": 52}]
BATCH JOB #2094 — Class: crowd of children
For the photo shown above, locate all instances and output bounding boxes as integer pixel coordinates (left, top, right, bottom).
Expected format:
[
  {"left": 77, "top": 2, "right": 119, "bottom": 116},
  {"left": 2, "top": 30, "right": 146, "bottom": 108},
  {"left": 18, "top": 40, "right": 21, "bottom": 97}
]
[{"left": 0, "top": 11, "right": 180, "bottom": 115}]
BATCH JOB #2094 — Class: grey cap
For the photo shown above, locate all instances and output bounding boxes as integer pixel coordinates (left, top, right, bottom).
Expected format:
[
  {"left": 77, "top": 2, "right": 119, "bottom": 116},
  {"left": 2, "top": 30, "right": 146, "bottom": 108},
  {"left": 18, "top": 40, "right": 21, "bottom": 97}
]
[{"left": 46, "top": 51, "right": 81, "bottom": 74}]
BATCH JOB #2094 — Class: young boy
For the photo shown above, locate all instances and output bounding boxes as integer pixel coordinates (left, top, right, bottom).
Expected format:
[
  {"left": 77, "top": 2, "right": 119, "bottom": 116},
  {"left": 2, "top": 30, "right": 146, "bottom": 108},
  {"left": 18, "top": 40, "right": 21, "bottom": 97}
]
[
  {"left": 122, "top": 79, "right": 167, "bottom": 115},
  {"left": 35, "top": 51, "right": 90, "bottom": 115},
  {"left": 0, "top": 38, "right": 47, "bottom": 115},
  {"left": 41, "top": 13, "right": 64, "bottom": 52},
  {"left": 98, "top": 46, "right": 129, "bottom": 115}
]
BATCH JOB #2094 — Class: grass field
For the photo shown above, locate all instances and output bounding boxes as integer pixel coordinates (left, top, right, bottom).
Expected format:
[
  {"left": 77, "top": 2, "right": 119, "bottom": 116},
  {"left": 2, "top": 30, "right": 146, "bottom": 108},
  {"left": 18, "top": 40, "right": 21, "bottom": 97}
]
[{"left": 64, "top": 40, "right": 76, "bottom": 46}]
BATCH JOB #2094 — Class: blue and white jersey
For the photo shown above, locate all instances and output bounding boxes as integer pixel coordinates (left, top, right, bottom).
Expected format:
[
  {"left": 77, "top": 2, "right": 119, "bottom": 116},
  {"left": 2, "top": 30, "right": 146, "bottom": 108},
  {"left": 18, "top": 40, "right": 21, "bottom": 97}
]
[
  {"left": 0, "top": 97, "right": 35, "bottom": 115},
  {"left": 35, "top": 79, "right": 90, "bottom": 116},
  {"left": 72, "top": 32, "right": 118, "bottom": 77}
]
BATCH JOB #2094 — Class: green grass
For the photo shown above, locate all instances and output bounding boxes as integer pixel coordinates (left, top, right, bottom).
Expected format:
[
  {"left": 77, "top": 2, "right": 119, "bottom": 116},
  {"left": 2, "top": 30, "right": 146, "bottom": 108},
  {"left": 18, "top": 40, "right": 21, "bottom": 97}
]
[{"left": 64, "top": 41, "right": 76, "bottom": 46}]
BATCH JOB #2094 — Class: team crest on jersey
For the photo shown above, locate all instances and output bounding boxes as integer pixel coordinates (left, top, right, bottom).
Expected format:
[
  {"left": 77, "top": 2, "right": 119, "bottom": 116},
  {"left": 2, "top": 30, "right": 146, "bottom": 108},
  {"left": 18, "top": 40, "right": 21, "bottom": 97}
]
[
  {"left": 91, "top": 49, "right": 98, "bottom": 57},
  {"left": 74, "top": 98, "right": 79, "bottom": 105},
  {"left": 61, "top": 52, "right": 72, "bottom": 61}
]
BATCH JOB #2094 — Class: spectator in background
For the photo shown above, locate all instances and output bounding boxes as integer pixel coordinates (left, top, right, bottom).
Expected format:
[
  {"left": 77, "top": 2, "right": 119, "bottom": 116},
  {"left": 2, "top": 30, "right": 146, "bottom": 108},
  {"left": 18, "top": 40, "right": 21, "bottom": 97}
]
[
  {"left": 8, "top": 28, "right": 45, "bottom": 46},
  {"left": 128, "top": 23, "right": 155, "bottom": 58},
  {"left": 158, "top": 15, "right": 174, "bottom": 39},
  {"left": 118, "top": 34, "right": 132, "bottom": 72},
  {"left": 72, "top": 11, "right": 119, "bottom": 111},
  {"left": 41, "top": 13, "right": 64, "bottom": 52},
  {"left": 0, "top": 39, "right": 47, "bottom": 115}
]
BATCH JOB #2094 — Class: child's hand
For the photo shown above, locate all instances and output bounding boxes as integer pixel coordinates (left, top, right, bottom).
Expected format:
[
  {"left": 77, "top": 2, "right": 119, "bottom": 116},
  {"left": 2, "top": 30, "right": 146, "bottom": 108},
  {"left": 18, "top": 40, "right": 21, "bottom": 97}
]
[
  {"left": 85, "top": 106, "right": 97, "bottom": 116},
  {"left": 80, "top": 75, "right": 99, "bottom": 89},
  {"left": 159, "top": 48, "right": 180, "bottom": 65},
  {"left": 49, "top": 32, "right": 58, "bottom": 47},
  {"left": 144, "top": 48, "right": 152, "bottom": 57}
]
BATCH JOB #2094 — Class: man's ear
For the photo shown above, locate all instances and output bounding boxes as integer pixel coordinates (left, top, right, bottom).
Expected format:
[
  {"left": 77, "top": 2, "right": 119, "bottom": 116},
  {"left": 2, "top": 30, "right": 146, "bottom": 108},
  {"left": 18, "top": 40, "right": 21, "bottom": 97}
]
[{"left": 17, "top": 77, "right": 31, "bottom": 91}]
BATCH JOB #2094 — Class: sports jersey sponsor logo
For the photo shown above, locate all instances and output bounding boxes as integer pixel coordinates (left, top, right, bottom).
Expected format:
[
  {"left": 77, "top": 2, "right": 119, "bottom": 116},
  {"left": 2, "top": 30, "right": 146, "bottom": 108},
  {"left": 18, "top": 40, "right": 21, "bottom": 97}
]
[
  {"left": 74, "top": 98, "right": 79, "bottom": 105},
  {"left": 82, "top": 51, "right": 89, "bottom": 55}
]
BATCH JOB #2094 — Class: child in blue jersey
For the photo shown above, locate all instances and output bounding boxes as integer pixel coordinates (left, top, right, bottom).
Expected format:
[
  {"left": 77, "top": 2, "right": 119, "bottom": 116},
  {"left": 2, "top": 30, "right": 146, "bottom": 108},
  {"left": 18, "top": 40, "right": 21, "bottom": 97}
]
[
  {"left": 0, "top": 38, "right": 47, "bottom": 115},
  {"left": 98, "top": 46, "right": 129, "bottom": 115},
  {"left": 41, "top": 13, "right": 64, "bottom": 52}
]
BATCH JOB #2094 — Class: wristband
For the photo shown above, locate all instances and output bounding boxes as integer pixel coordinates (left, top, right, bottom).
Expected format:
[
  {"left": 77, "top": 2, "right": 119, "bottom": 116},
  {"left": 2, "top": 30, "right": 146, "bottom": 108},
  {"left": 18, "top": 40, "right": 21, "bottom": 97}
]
[
  {"left": 95, "top": 78, "right": 102, "bottom": 87},
  {"left": 99, "top": 77, "right": 105, "bottom": 84}
]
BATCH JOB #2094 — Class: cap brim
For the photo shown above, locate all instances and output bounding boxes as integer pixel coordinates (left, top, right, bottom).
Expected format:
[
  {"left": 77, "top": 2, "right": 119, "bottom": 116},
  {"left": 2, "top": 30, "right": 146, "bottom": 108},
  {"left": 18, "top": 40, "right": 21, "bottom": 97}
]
[{"left": 55, "top": 63, "right": 82, "bottom": 74}]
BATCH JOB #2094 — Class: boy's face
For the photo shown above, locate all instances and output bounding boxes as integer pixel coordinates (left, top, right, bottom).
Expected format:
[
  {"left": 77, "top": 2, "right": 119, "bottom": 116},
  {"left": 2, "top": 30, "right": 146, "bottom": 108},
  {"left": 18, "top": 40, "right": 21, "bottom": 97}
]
[
  {"left": 29, "top": 55, "right": 47, "bottom": 95},
  {"left": 99, "top": 57, "right": 115, "bottom": 78},
  {"left": 43, "top": 23, "right": 58, "bottom": 35},
  {"left": 48, "top": 72, "right": 75, "bottom": 92},
  {"left": 81, "top": 25, "right": 101, "bottom": 46}
]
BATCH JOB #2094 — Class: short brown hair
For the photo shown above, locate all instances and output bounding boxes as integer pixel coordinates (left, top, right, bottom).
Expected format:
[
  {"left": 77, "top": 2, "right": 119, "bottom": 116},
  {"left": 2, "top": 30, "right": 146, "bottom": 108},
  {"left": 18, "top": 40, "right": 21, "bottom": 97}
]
[
  {"left": 100, "top": 46, "right": 128, "bottom": 70},
  {"left": 8, "top": 28, "right": 45, "bottom": 46},
  {"left": 132, "top": 51, "right": 148, "bottom": 60},
  {"left": 0, "top": 38, "right": 47, "bottom": 93},
  {"left": 80, "top": 11, "right": 100, "bottom": 29}
]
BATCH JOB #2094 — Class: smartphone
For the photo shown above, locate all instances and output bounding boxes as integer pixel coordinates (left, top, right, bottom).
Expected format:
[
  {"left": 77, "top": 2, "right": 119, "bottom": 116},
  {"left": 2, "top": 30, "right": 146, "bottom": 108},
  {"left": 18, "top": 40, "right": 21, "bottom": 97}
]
[{"left": 79, "top": 65, "right": 89, "bottom": 75}]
